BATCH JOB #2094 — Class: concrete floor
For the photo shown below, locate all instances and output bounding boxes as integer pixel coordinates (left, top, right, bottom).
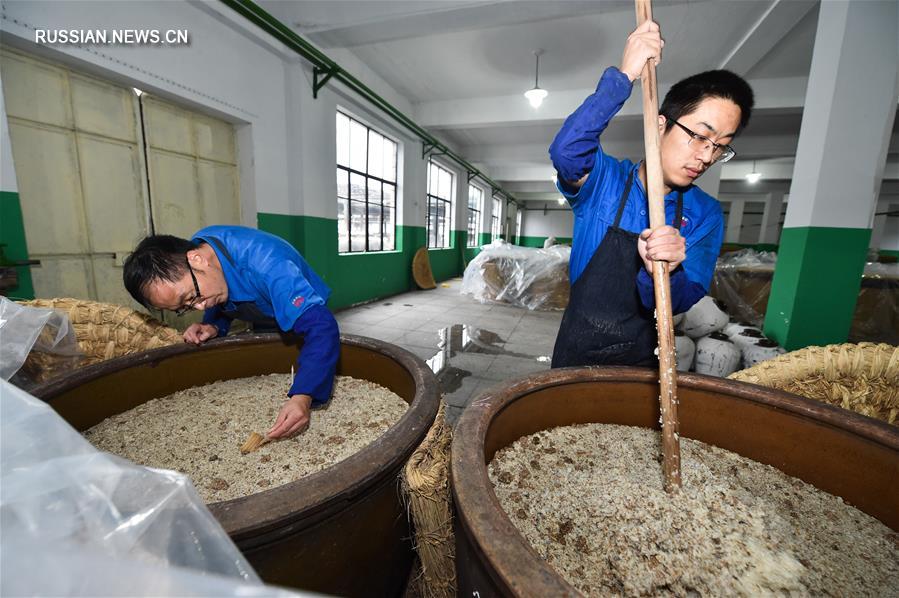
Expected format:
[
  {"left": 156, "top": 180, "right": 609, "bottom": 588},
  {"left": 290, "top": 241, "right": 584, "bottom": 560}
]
[{"left": 334, "top": 278, "right": 563, "bottom": 424}]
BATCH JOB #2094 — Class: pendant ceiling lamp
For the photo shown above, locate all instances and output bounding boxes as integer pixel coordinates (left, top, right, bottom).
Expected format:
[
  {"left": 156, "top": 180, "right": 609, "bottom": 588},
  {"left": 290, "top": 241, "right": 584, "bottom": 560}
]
[
  {"left": 745, "top": 160, "right": 762, "bottom": 183},
  {"left": 524, "top": 49, "right": 548, "bottom": 108}
]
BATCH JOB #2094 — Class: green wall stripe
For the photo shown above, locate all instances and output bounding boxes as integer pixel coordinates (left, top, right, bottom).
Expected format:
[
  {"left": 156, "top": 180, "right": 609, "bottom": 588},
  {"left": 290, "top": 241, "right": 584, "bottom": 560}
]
[
  {"left": 764, "top": 226, "right": 870, "bottom": 350},
  {"left": 258, "top": 213, "right": 470, "bottom": 309},
  {"left": 462, "top": 232, "right": 493, "bottom": 264},
  {"left": 0, "top": 190, "right": 34, "bottom": 299}
]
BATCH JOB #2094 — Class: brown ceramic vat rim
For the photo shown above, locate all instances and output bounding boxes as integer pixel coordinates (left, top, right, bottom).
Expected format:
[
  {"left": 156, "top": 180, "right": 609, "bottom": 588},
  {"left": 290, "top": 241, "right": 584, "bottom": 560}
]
[
  {"left": 451, "top": 365, "right": 899, "bottom": 596},
  {"left": 33, "top": 333, "right": 440, "bottom": 542}
]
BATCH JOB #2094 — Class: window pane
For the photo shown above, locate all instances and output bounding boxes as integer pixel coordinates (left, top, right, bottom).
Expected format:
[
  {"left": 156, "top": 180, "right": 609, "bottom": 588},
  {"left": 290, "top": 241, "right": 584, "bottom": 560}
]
[
  {"left": 368, "top": 131, "right": 383, "bottom": 179},
  {"left": 427, "top": 199, "right": 438, "bottom": 247},
  {"left": 439, "top": 169, "right": 451, "bottom": 200},
  {"left": 384, "top": 197, "right": 395, "bottom": 251},
  {"left": 367, "top": 202, "right": 382, "bottom": 252},
  {"left": 350, "top": 200, "right": 366, "bottom": 252},
  {"left": 349, "top": 120, "right": 367, "bottom": 172},
  {"left": 350, "top": 172, "right": 366, "bottom": 202},
  {"left": 337, "top": 197, "right": 349, "bottom": 253},
  {"left": 336, "top": 112, "right": 349, "bottom": 167},
  {"left": 437, "top": 200, "right": 447, "bottom": 248},
  {"left": 383, "top": 137, "right": 397, "bottom": 182},
  {"left": 383, "top": 183, "right": 395, "bottom": 209},
  {"left": 336, "top": 167, "right": 349, "bottom": 199},
  {"left": 433, "top": 165, "right": 442, "bottom": 198},
  {"left": 428, "top": 163, "right": 436, "bottom": 195}
]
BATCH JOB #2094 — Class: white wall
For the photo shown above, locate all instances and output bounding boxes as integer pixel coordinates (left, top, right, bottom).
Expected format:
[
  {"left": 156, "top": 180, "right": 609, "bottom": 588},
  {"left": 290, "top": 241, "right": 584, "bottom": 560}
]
[
  {"left": 0, "top": 0, "right": 479, "bottom": 235},
  {"left": 1, "top": 0, "right": 293, "bottom": 223},
  {"left": 521, "top": 205, "right": 573, "bottom": 239}
]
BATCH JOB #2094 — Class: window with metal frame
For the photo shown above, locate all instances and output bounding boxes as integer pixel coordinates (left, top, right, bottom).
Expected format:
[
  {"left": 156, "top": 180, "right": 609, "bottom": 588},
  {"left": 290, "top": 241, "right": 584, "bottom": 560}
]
[
  {"left": 427, "top": 160, "right": 453, "bottom": 249},
  {"left": 516, "top": 211, "right": 523, "bottom": 244},
  {"left": 491, "top": 196, "right": 502, "bottom": 240},
  {"left": 336, "top": 111, "right": 398, "bottom": 253},
  {"left": 467, "top": 185, "right": 483, "bottom": 247}
]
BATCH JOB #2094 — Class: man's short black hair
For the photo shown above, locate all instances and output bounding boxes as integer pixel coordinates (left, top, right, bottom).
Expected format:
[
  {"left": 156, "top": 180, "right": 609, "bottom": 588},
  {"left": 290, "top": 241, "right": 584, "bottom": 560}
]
[
  {"left": 123, "top": 235, "right": 198, "bottom": 308},
  {"left": 660, "top": 69, "right": 754, "bottom": 134}
]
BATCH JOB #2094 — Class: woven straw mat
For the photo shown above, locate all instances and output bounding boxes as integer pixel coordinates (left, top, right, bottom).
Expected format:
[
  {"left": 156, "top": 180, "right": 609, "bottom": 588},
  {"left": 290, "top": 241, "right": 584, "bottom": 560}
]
[
  {"left": 20, "top": 298, "right": 181, "bottom": 365},
  {"left": 412, "top": 247, "right": 437, "bottom": 290},
  {"left": 729, "top": 343, "right": 898, "bottom": 425},
  {"left": 401, "top": 402, "right": 455, "bottom": 598}
]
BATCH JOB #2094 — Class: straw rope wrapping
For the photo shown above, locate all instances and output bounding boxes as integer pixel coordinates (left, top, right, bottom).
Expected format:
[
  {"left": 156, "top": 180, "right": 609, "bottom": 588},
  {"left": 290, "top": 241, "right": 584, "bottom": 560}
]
[
  {"left": 401, "top": 402, "right": 455, "bottom": 598},
  {"left": 20, "top": 298, "right": 181, "bottom": 367},
  {"left": 729, "top": 343, "right": 899, "bottom": 425}
]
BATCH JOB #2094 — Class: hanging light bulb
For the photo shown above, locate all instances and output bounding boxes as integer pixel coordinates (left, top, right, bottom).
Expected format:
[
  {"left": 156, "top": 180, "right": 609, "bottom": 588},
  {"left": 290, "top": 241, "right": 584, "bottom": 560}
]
[
  {"left": 745, "top": 160, "right": 762, "bottom": 184},
  {"left": 524, "top": 50, "right": 548, "bottom": 108}
]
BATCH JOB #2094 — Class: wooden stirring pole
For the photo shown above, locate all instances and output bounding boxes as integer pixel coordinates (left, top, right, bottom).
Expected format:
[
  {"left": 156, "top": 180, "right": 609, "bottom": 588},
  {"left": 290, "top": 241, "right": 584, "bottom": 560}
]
[{"left": 635, "top": 0, "right": 682, "bottom": 492}]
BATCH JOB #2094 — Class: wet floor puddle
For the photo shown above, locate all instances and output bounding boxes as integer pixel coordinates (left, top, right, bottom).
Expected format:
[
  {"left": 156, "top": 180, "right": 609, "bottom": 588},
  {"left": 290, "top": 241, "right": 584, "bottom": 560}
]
[{"left": 426, "top": 324, "right": 551, "bottom": 392}]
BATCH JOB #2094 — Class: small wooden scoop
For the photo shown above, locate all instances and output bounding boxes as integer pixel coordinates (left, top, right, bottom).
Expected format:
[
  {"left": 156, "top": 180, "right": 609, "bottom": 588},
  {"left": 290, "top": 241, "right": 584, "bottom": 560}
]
[{"left": 240, "top": 431, "right": 272, "bottom": 454}]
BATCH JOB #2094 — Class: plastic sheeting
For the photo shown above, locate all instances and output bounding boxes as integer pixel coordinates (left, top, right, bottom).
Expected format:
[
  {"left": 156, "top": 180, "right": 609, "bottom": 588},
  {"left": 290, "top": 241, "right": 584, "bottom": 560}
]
[
  {"left": 0, "top": 379, "right": 303, "bottom": 597},
  {"left": 710, "top": 249, "right": 899, "bottom": 345},
  {"left": 0, "top": 297, "right": 83, "bottom": 383},
  {"left": 461, "top": 241, "right": 570, "bottom": 311}
]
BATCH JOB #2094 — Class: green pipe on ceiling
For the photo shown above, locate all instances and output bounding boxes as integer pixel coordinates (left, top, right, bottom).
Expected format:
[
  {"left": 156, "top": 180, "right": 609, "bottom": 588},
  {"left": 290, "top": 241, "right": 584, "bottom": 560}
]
[{"left": 220, "top": 0, "right": 519, "bottom": 205}]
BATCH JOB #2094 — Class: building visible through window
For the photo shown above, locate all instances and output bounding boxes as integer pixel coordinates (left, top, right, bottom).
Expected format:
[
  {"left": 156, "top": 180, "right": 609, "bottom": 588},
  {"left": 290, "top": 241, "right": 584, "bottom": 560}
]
[
  {"left": 336, "top": 111, "right": 398, "bottom": 253},
  {"left": 427, "top": 161, "right": 453, "bottom": 249},
  {"left": 467, "top": 185, "right": 483, "bottom": 247}
]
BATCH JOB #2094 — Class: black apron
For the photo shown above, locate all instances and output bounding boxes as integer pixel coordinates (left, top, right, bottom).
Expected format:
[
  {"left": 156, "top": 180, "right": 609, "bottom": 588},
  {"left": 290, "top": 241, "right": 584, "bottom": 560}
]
[
  {"left": 205, "top": 237, "right": 280, "bottom": 333},
  {"left": 551, "top": 170, "right": 682, "bottom": 368}
]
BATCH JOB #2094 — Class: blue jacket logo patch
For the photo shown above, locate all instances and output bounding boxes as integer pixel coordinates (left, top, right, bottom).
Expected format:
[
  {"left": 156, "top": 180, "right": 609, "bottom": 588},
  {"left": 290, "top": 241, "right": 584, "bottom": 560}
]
[{"left": 292, "top": 295, "right": 305, "bottom": 307}]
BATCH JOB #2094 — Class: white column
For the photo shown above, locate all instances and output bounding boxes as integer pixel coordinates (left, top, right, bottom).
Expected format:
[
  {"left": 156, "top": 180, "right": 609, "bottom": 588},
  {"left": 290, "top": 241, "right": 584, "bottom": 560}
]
[
  {"left": 783, "top": 0, "right": 899, "bottom": 231},
  {"left": 766, "top": 0, "right": 899, "bottom": 349},
  {"left": 725, "top": 199, "right": 744, "bottom": 244},
  {"left": 759, "top": 191, "right": 784, "bottom": 244}
]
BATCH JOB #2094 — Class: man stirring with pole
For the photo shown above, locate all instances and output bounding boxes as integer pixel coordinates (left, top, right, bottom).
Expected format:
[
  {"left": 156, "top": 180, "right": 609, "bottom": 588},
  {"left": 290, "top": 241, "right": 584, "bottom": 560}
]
[{"left": 550, "top": 19, "right": 754, "bottom": 369}]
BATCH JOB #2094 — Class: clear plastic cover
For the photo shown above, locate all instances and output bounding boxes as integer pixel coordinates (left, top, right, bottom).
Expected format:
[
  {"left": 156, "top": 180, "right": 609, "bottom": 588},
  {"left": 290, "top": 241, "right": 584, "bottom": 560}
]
[
  {"left": 709, "top": 249, "right": 777, "bottom": 329},
  {"left": 0, "top": 297, "right": 83, "bottom": 384},
  {"left": 0, "top": 380, "right": 304, "bottom": 597},
  {"left": 710, "top": 249, "right": 898, "bottom": 345},
  {"left": 461, "top": 241, "right": 571, "bottom": 311}
]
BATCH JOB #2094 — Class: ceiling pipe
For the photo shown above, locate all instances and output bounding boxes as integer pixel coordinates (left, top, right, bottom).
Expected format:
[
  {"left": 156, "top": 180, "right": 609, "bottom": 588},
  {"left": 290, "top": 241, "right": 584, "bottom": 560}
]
[{"left": 220, "top": 0, "right": 519, "bottom": 206}]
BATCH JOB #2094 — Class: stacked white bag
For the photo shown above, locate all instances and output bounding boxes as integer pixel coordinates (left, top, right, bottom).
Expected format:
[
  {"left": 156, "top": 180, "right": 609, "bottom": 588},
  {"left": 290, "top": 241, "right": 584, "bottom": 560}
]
[
  {"left": 694, "top": 332, "right": 741, "bottom": 376},
  {"left": 673, "top": 296, "right": 785, "bottom": 377},
  {"left": 673, "top": 330, "right": 695, "bottom": 372}
]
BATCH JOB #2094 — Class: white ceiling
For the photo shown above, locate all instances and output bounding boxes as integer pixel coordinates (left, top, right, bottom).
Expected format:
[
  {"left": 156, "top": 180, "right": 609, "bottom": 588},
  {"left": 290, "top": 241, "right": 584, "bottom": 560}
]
[{"left": 258, "top": 0, "right": 898, "bottom": 202}]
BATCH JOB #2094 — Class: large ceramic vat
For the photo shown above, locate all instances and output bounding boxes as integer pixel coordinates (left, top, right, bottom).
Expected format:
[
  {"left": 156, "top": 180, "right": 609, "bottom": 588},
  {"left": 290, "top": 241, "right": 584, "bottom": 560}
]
[
  {"left": 34, "top": 333, "right": 440, "bottom": 597},
  {"left": 451, "top": 367, "right": 899, "bottom": 597}
]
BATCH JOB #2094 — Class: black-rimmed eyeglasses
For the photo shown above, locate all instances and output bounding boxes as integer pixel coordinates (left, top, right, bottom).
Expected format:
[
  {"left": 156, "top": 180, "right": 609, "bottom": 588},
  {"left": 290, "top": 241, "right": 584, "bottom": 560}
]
[
  {"left": 664, "top": 116, "right": 736, "bottom": 163},
  {"left": 175, "top": 260, "right": 202, "bottom": 316}
]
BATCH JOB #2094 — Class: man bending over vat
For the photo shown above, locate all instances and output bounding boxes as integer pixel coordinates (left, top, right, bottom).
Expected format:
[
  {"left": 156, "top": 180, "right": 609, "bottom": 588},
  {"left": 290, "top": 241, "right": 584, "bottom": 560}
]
[{"left": 123, "top": 225, "right": 339, "bottom": 439}]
